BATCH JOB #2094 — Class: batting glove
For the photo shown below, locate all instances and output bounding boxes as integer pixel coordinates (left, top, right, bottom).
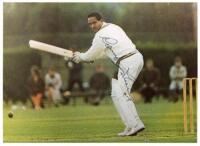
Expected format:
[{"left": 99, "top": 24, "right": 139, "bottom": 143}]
[{"left": 72, "top": 51, "right": 82, "bottom": 63}]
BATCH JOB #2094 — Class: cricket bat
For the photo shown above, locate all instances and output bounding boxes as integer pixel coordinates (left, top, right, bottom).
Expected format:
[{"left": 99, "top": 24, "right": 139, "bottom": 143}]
[{"left": 29, "top": 40, "right": 73, "bottom": 58}]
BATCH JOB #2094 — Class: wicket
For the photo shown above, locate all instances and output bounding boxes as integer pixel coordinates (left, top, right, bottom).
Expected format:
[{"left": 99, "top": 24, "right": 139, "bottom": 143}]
[{"left": 183, "top": 77, "right": 197, "bottom": 134}]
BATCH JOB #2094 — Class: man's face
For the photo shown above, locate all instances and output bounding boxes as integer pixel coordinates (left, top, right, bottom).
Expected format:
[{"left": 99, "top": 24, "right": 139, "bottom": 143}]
[
  {"left": 88, "top": 17, "right": 103, "bottom": 32},
  {"left": 49, "top": 70, "right": 55, "bottom": 78},
  {"left": 175, "top": 61, "right": 182, "bottom": 68}
]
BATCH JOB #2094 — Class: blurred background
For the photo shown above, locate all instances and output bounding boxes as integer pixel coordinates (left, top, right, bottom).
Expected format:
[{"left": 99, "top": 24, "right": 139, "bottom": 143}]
[{"left": 3, "top": 3, "right": 197, "bottom": 105}]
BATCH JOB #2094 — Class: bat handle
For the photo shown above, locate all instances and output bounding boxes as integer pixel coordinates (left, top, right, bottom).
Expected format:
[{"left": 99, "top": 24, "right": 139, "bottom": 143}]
[
  {"left": 65, "top": 57, "right": 94, "bottom": 64},
  {"left": 83, "top": 61, "right": 94, "bottom": 64}
]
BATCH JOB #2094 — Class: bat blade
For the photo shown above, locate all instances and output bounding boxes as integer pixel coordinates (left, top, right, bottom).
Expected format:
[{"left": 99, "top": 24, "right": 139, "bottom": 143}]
[{"left": 29, "top": 40, "right": 73, "bottom": 57}]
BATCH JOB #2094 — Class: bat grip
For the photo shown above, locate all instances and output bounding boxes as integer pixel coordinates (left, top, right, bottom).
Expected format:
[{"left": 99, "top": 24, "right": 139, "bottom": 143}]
[{"left": 83, "top": 61, "right": 94, "bottom": 64}]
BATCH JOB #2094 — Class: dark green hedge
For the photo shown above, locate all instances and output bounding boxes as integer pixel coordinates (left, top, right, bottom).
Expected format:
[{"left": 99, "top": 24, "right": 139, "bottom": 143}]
[
  {"left": 136, "top": 48, "right": 197, "bottom": 88},
  {"left": 3, "top": 51, "right": 41, "bottom": 103},
  {"left": 3, "top": 48, "right": 197, "bottom": 102}
]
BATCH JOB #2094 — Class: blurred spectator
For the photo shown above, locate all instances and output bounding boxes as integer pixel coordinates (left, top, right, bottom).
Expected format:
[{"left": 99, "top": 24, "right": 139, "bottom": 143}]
[
  {"left": 27, "top": 65, "right": 45, "bottom": 110},
  {"left": 45, "top": 66, "right": 62, "bottom": 107},
  {"left": 87, "top": 65, "right": 110, "bottom": 105},
  {"left": 140, "top": 59, "right": 161, "bottom": 103},
  {"left": 169, "top": 56, "right": 187, "bottom": 102},
  {"left": 65, "top": 46, "right": 84, "bottom": 92}
]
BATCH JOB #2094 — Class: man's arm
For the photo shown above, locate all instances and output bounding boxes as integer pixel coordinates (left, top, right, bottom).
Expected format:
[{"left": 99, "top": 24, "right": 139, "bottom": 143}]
[
  {"left": 180, "top": 66, "right": 187, "bottom": 78},
  {"left": 72, "top": 35, "right": 106, "bottom": 63},
  {"left": 80, "top": 42, "right": 106, "bottom": 61},
  {"left": 169, "top": 66, "right": 176, "bottom": 80},
  {"left": 176, "top": 66, "right": 187, "bottom": 80}
]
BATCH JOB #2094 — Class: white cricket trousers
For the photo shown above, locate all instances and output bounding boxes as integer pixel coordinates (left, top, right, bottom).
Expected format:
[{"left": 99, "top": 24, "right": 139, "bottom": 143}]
[{"left": 111, "top": 52, "right": 144, "bottom": 129}]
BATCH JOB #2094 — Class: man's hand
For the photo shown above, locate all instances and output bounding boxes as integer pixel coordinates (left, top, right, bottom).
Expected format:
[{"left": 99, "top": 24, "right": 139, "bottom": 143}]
[
  {"left": 72, "top": 51, "right": 82, "bottom": 63},
  {"left": 64, "top": 56, "right": 71, "bottom": 61}
]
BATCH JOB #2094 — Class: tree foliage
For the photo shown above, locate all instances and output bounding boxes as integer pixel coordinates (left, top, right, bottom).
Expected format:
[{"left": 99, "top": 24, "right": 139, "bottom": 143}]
[{"left": 4, "top": 3, "right": 196, "bottom": 39}]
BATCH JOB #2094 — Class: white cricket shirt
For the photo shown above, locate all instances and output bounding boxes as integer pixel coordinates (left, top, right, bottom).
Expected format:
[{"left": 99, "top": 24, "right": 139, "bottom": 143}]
[{"left": 80, "top": 22, "right": 138, "bottom": 63}]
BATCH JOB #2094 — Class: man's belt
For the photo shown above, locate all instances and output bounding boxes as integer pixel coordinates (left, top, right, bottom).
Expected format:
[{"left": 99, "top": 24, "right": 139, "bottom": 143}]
[{"left": 116, "top": 52, "right": 137, "bottom": 66}]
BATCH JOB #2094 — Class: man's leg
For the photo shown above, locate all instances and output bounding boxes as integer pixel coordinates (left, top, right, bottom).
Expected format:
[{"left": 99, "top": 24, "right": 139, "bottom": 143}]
[
  {"left": 111, "top": 53, "right": 145, "bottom": 136},
  {"left": 145, "top": 86, "right": 155, "bottom": 103},
  {"left": 31, "top": 95, "right": 37, "bottom": 109},
  {"left": 111, "top": 78, "right": 131, "bottom": 136},
  {"left": 35, "top": 93, "right": 43, "bottom": 110},
  {"left": 118, "top": 54, "right": 145, "bottom": 136},
  {"left": 111, "top": 78, "right": 145, "bottom": 136},
  {"left": 117, "top": 76, "right": 145, "bottom": 136},
  {"left": 52, "top": 89, "right": 62, "bottom": 106},
  {"left": 68, "top": 79, "right": 74, "bottom": 91},
  {"left": 169, "top": 81, "right": 179, "bottom": 102},
  {"left": 68, "top": 79, "right": 77, "bottom": 105},
  {"left": 140, "top": 86, "right": 149, "bottom": 103},
  {"left": 47, "top": 87, "right": 54, "bottom": 107},
  {"left": 77, "top": 80, "right": 85, "bottom": 92}
]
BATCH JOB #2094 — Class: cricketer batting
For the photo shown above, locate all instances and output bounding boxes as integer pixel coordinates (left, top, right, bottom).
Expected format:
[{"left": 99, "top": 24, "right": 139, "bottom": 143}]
[{"left": 71, "top": 12, "right": 145, "bottom": 136}]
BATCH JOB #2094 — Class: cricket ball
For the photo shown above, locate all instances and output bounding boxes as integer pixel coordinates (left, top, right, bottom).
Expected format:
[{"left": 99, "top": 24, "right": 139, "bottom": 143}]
[{"left": 8, "top": 111, "right": 14, "bottom": 118}]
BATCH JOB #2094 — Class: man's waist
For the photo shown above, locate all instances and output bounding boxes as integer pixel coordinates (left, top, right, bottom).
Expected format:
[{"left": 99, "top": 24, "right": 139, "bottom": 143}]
[{"left": 116, "top": 51, "right": 138, "bottom": 66}]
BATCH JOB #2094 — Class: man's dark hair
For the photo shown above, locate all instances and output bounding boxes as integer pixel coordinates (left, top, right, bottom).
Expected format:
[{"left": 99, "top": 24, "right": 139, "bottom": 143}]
[{"left": 88, "top": 12, "right": 102, "bottom": 20}]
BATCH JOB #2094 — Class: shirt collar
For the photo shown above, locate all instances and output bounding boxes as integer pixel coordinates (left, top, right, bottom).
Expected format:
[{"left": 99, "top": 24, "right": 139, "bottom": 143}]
[{"left": 100, "top": 22, "right": 109, "bottom": 30}]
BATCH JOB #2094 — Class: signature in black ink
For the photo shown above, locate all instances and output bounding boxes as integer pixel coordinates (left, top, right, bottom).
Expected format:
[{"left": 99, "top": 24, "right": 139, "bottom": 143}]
[
  {"left": 100, "top": 36, "right": 118, "bottom": 46},
  {"left": 99, "top": 36, "right": 134, "bottom": 101},
  {"left": 119, "top": 67, "right": 135, "bottom": 101},
  {"left": 100, "top": 36, "right": 119, "bottom": 62}
]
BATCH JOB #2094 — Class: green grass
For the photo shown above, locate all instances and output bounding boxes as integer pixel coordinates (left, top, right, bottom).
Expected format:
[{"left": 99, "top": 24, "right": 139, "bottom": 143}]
[{"left": 3, "top": 98, "right": 197, "bottom": 143}]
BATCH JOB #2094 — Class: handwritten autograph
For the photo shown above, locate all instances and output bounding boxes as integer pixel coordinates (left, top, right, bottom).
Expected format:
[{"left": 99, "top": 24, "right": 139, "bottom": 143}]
[{"left": 100, "top": 36, "right": 134, "bottom": 101}]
